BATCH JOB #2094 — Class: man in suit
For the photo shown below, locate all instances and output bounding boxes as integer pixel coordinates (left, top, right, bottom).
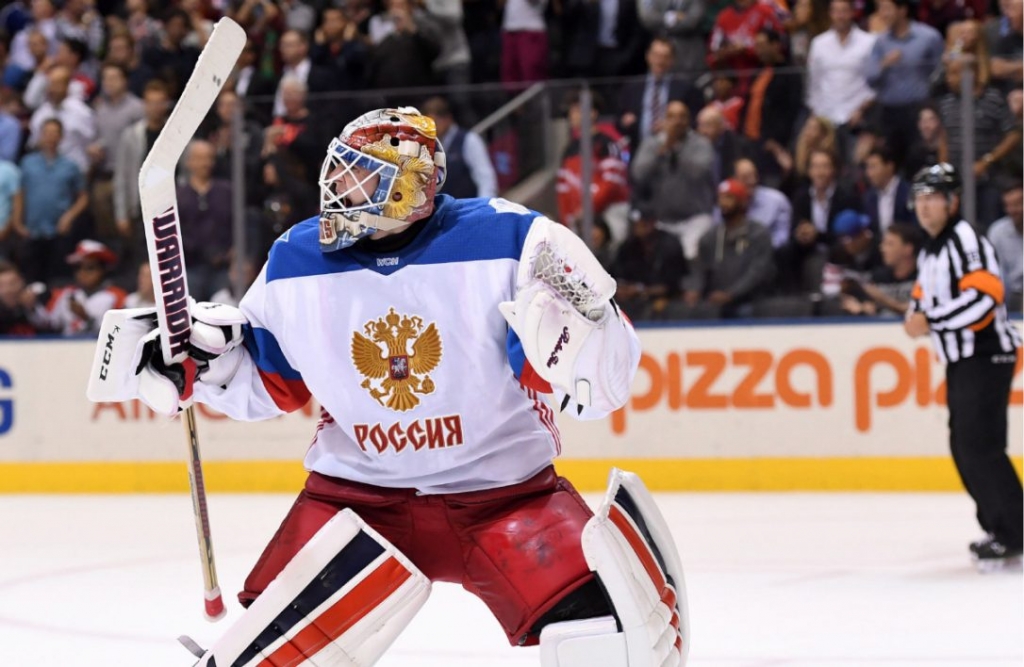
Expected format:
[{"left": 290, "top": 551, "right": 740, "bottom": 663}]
[
  {"left": 617, "top": 36, "right": 704, "bottom": 156},
  {"left": 779, "top": 148, "right": 862, "bottom": 292},
  {"left": 696, "top": 105, "right": 748, "bottom": 184},
  {"left": 863, "top": 145, "right": 916, "bottom": 234},
  {"left": 560, "top": 0, "right": 645, "bottom": 79}
]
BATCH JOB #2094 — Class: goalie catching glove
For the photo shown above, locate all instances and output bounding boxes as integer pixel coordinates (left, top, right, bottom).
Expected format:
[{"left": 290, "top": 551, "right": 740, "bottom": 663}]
[
  {"left": 87, "top": 299, "right": 247, "bottom": 415},
  {"left": 500, "top": 218, "right": 640, "bottom": 413}
]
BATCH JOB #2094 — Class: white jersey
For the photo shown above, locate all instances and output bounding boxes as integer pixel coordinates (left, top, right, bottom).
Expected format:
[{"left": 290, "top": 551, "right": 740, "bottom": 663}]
[{"left": 195, "top": 196, "right": 636, "bottom": 493}]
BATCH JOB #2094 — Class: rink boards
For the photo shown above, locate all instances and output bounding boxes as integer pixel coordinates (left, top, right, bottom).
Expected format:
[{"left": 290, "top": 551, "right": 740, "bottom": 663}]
[{"left": 0, "top": 319, "right": 1020, "bottom": 492}]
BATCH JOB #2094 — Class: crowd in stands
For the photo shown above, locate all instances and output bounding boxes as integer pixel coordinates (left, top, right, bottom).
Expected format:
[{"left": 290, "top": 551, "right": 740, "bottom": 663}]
[{"left": 0, "top": 0, "right": 1020, "bottom": 336}]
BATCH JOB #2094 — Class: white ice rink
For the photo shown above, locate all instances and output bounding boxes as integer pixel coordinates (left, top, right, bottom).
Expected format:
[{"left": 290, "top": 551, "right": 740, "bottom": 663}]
[{"left": 1, "top": 492, "right": 1021, "bottom": 667}]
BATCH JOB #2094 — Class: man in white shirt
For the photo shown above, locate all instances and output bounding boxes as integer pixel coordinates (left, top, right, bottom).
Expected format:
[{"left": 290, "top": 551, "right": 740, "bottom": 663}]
[
  {"left": 28, "top": 66, "right": 96, "bottom": 175},
  {"left": 806, "top": 0, "right": 876, "bottom": 163}
]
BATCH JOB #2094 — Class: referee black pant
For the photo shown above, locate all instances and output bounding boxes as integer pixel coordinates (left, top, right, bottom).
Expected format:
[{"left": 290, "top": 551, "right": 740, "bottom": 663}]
[{"left": 946, "top": 351, "right": 1023, "bottom": 549}]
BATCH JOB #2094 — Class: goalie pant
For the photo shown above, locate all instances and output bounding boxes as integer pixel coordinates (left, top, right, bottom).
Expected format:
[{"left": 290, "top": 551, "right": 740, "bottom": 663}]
[{"left": 240, "top": 466, "right": 610, "bottom": 646}]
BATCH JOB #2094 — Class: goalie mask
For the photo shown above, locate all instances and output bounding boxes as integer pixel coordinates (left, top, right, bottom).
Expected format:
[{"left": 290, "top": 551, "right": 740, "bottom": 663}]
[{"left": 318, "top": 107, "right": 447, "bottom": 252}]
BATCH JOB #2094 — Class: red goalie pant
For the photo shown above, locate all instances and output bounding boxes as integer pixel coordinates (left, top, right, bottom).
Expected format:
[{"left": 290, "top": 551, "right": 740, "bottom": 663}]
[{"left": 240, "top": 466, "right": 596, "bottom": 646}]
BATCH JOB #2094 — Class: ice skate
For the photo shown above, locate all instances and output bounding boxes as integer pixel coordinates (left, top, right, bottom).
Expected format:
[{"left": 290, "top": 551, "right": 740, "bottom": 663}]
[{"left": 972, "top": 537, "right": 1023, "bottom": 573}]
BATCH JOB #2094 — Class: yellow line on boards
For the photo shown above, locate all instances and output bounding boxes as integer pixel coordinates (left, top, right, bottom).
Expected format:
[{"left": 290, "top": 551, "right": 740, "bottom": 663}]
[{"left": 0, "top": 458, "right": 1021, "bottom": 493}]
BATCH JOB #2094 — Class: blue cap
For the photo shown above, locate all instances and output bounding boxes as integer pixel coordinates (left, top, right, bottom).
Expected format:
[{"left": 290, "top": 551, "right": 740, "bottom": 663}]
[{"left": 832, "top": 210, "right": 870, "bottom": 238}]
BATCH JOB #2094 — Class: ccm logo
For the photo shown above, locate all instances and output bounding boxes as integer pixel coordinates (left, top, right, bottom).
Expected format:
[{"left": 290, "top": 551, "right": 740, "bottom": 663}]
[
  {"left": 97, "top": 325, "right": 121, "bottom": 381},
  {"left": 547, "top": 327, "right": 570, "bottom": 368}
]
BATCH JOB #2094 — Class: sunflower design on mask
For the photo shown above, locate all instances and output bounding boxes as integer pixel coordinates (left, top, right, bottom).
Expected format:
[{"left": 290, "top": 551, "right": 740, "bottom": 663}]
[
  {"left": 360, "top": 138, "right": 436, "bottom": 220},
  {"left": 388, "top": 109, "right": 437, "bottom": 139}
]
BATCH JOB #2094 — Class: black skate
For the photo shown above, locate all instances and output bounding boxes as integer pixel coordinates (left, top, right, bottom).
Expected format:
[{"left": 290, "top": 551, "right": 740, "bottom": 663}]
[
  {"left": 969, "top": 533, "right": 994, "bottom": 555},
  {"left": 971, "top": 536, "right": 1023, "bottom": 573}
]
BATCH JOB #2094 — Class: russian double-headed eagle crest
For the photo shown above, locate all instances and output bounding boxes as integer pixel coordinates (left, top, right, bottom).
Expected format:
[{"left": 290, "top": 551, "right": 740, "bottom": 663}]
[{"left": 351, "top": 308, "right": 443, "bottom": 412}]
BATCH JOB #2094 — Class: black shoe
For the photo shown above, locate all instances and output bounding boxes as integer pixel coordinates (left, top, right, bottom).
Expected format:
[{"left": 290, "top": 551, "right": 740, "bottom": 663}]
[
  {"left": 969, "top": 533, "right": 995, "bottom": 555},
  {"left": 972, "top": 536, "right": 1023, "bottom": 572}
]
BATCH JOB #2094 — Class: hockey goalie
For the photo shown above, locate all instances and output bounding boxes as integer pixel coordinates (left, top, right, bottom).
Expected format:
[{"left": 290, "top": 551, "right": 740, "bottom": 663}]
[{"left": 89, "top": 107, "right": 689, "bottom": 667}]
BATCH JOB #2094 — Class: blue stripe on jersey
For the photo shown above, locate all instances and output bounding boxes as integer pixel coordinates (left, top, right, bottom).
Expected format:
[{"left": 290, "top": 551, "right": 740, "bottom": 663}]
[
  {"left": 506, "top": 328, "right": 527, "bottom": 379},
  {"left": 243, "top": 324, "right": 303, "bottom": 380},
  {"left": 265, "top": 195, "right": 537, "bottom": 283}
]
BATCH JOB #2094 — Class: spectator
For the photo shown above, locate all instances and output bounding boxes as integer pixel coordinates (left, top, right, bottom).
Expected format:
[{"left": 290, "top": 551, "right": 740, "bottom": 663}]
[
  {"left": 680, "top": 178, "right": 776, "bottom": 317},
  {"left": 637, "top": 0, "right": 707, "bottom": 75},
  {"left": 917, "top": 0, "right": 974, "bottom": 37},
  {"left": 114, "top": 79, "right": 170, "bottom": 269},
  {"left": 271, "top": 30, "right": 334, "bottom": 120},
  {"left": 0, "top": 258, "right": 36, "bottom": 335},
  {"left": 744, "top": 26, "right": 803, "bottom": 183},
  {"left": 179, "top": 0, "right": 214, "bottom": 49},
  {"left": 23, "top": 36, "right": 95, "bottom": 110},
  {"left": 56, "top": 0, "right": 105, "bottom": 57},
  {"left": 781, "top": 149, "right": 862, "bottom": 291},
  {"left": 177, "top": 140, "right": 232, "bottom": 301},
  {"left": 938, "top": 20, "right": 991, "bottom": 93},
  {"left": 786, "top": 115, "right": 838, "bottom": 184},
  {"left": 500, "top": 0, "right": 548, "bottom": 87},
  {"left": 840, "top": 222, "right": 923, "bottom": 315},
  {"left": 0, "top": 156, "right": 22, "bottom": 260},
  {"left": 19, "top": 118, "right": 88, "bottom": 284},
  {"left": 560, "top": 0, "right": 645, "bottom": 79},
  {"left": 707, "top": 72, "right": 744, "bottom": 131},
  {"left": 29, "top": 64, "right": 97, "bottom": 174},
  {"left": 125, "top": 0, "right": 162, "bottom": 52},
  {"left": 863, "top": 145, "right": 916, "bottom": 234},
  {"left": 611, "top": 205, "right": 687, "bottom": 319},
  {"left": 104, "top": 32, "right": 158, "bottom": 99},
  {"left": 806, "top": 0, "right": 877, "bottom": 165},
  {"left": 555, "top": 91, "right": 629, "bottom": 238},
  {"left": 820, "top": 209, "right": 881, "bottom": 300},
  {"left": 90, "top": 63, "right": 144, "bottom": 247},
  {"left": 732, "top": 157, "right": 792, "bottom": 247},
  {"left": 422, "top": 95, "right": 497, "bottom": 200},
  {"left": 29, "top": 239, "right": 125, "bottom": 335},
  {"left": 706, "top": 0, "right": 782, "bottom": 94},
  {"left": 210, "top": 256, "right": 259, "bottom": 308},
  {"left": 421, "top": 0, "right": 474, "bottom": 124},
  {"left": 366, "top": 0, "right": 441, "bottom": 105},
  {"left": 904, "top": 103, "right": 949, "bottom": 178},
  {"left": 986, "top": 0, "right": 1023, "bottom": 94},
  {"left": 8, "top": 0, "right": 57, "bottom": 76},
  {"left": 203, "top": 89, "right": 264, "bottom": 198},
  {"left": 261, "top": 75, "right": 322, "bottom": 187},
  {"left": 1004, "top": 87, "right": 1024, "bottom": 182},
  {"left": 142, "top": 8, "right": 201, "bottom": 97},
  {"left": 988, "top": 184, "right": 1023, "bottom": 311},
  {"left": 310, "top": 7, "right": 369, "bottom": 96},
  {"left": 696, "top": 105, "right": 747, "bottom": 184},
  {"left": 0, "top": 89, "right": 22, "bottom": 164},
  {"left": 631, "top": 100, "right": 716, "bottom": 259},
  {"left": 591, "top": 217, "right": 615, "bottom": 270},
  {"left": 786, "top": 0, "right": 829, "bottom": 67},
  {"left": 937, "top": 57, "right": 1022, "bottom": 229},
  {"left": 616, "top": 36, "right": 704, "bottom": 155},
  {"left": 124, "top": 260, "right": 154, "bottom": 309},
  {"left": 278, "top": 0, "right": 317, "bottom": 34},
  {"left": 228, "top": 39, "right": 277, "bottom": 122},
  {"left": 866, "top": 0, "right": 944, "bottom": 160}
]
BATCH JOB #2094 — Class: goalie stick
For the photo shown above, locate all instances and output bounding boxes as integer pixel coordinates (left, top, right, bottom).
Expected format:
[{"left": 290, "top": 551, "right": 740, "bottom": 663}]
[{"left": 138, "top": 17, "right": 246, "bottom": 622}]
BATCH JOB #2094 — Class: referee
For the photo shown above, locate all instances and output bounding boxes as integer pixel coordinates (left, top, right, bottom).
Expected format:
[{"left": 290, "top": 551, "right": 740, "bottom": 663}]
[{"left": 904, "top": 163, "right": 1023, "bottom": 570}]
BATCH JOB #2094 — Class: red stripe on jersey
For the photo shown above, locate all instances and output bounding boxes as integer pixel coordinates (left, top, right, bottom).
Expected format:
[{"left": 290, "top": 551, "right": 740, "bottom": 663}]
[
  {"left": 257, "top": 557, "right": 412, "bottom": 667},
  {"left": 520, "top": 359, "right": 553, "bottom": 394},
  {"left": 527, "top": 387, "right": 562, "bottom": 455},
  {"left": 257, "top": 369, "right": 312, "bottom": 413}
]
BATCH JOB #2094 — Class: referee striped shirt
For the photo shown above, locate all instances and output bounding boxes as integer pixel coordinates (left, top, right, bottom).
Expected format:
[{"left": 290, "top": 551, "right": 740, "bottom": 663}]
[{"left": 911, "top": 219, "right": 1021, "bottom": 363}]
